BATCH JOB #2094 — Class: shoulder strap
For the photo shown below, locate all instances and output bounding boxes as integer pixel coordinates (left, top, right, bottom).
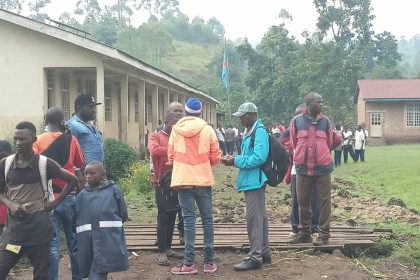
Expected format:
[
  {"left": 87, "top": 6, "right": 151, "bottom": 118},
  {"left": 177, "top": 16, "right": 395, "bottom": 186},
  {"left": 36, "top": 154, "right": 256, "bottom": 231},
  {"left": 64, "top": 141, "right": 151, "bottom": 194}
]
[
  {"left": 38, "top": 155, "right": 54, "bottom": 202},
  {"left": 250, "top": 126, "right": 265, "bottom": 149},
  {"left": 4, "top": 155, "right": 15, "bottom": 180}
]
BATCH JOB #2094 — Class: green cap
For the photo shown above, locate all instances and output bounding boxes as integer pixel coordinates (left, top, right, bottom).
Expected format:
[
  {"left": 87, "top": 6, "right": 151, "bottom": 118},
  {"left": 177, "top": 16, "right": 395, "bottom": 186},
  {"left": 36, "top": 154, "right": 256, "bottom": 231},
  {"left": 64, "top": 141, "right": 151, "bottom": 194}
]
[{"left": 232, "top": 102, "right": 258, "bottom": 117}]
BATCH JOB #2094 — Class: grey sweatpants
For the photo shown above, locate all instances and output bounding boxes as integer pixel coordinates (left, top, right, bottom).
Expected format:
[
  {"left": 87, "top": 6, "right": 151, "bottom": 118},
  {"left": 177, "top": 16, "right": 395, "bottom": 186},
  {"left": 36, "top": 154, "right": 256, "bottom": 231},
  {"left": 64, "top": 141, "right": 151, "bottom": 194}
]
[{"left": 244, "top": 185, "right": 270, "bottom": 262}]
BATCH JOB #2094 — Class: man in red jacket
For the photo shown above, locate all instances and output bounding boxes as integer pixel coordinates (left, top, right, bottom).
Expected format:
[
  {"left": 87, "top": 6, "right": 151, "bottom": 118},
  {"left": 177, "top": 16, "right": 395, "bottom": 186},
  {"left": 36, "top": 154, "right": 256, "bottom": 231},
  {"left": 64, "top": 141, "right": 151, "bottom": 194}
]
[
  {"left": 148, "top": 111, "right": 182, "bottom": 266},
  {"left": 289, "top": 92, "right": 341, "bottom": 246}
]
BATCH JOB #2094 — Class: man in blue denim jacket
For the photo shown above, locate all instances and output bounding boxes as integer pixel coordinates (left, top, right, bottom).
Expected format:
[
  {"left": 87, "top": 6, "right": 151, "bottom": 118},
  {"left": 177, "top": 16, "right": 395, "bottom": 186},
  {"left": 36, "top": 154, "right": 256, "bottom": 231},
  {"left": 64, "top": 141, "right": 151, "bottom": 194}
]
[
  {"left": 222, "top": 102, "right": 271, "bottom": 271},
  {"left": 67, "top": 94, "right": 104, "bottom": 165}
]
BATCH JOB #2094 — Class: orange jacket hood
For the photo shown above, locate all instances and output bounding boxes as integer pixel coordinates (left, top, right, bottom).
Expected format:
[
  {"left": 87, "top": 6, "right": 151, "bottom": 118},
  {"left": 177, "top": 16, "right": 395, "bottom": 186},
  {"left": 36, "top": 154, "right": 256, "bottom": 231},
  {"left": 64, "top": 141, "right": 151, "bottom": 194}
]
[{"left": 172, "top": 116, "right": 207, "bottom": 138}]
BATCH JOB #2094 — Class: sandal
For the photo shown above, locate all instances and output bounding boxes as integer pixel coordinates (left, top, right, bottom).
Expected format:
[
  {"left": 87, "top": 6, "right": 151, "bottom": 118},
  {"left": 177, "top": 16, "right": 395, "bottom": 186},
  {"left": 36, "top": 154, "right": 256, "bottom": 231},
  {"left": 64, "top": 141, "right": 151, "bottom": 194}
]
[{"left": 155, "top": 257, "right": 170, "bottom": 266}]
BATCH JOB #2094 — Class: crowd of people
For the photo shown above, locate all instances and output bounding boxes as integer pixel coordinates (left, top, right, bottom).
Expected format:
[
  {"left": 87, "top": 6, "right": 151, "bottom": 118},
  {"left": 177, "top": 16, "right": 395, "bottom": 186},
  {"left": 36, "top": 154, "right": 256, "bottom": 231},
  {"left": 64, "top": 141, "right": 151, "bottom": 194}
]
[
  {"left": 333, "top": 124, "right": 369, "bottom": 166},
  {"left": 0, "top": 91, "right": 355, "bottom": 278}
]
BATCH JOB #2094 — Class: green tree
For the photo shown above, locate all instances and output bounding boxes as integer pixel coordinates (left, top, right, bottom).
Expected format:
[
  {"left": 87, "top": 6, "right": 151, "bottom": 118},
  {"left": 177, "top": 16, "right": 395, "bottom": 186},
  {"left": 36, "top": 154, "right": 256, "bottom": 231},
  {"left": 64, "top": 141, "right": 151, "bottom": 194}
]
[
  {"left": 110, "top": 0, "right": 134, "bottom": 26},
  {"left": 313, "top": 0, "right": 375, "bottom": 46},
  {"left": 28, "top": 0, "right": 51, "bottom": 22},
  {"left": 74, "top": 0, "right": 101, "bottom": 26},
  {"left": 0, "top": 0, "right": 24, "bottom": 13},
  {"left": 134, "top": 0, "right": 179, "bottom": 17}
]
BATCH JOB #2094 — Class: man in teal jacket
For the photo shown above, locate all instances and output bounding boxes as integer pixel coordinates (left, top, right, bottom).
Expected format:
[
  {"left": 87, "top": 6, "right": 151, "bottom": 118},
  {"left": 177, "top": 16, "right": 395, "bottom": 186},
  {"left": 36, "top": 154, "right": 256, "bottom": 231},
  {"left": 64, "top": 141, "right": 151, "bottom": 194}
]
[{"left": 222, "top": 102, "right": 271, "bottom": 271}]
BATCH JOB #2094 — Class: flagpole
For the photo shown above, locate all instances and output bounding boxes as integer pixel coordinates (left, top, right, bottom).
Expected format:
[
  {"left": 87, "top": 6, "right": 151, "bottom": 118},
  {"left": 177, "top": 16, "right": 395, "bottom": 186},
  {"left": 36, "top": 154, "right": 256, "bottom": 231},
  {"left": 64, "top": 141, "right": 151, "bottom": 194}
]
[{"left": 222, "top": 37, "right": 230, "bottom": 121}]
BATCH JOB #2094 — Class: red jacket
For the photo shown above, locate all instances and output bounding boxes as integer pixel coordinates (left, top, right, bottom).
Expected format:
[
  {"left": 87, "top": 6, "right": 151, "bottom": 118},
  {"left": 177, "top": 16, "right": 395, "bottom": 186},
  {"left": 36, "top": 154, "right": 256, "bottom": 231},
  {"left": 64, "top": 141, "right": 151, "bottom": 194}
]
[
  {"left": 0, "top": 203, "right": 6, "bottom": 225},
  {"left": 148, "top": 130, "right": 171, "bottom": 187},
  {"left": 290, "top": 109, "right": 340, "bottom": 176}
]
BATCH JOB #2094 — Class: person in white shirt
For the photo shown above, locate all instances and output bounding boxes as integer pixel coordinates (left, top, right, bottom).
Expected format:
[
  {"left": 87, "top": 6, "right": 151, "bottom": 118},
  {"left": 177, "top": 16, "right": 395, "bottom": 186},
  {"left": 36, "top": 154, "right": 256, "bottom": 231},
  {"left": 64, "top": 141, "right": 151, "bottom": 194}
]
[
  {"left": 342, "top": 126, "right": 355, "bottom": 163},
  {"left": 354, "top": 125, "right": 365, "bottom": 162},
  {"left": 361, "top": 123, "right": 368, "bottom": 161}
]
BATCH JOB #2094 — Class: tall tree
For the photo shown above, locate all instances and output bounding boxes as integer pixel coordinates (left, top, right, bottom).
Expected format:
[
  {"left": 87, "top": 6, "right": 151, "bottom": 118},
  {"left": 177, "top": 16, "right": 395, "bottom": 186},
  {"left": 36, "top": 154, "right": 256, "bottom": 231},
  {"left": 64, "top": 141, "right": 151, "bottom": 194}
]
[
  {"left": 134, "top": 0, "right": 179, "bottom": 17},
  {"left": 110, "top": 0, "right": 134, "bottom": 26},
  {"left": 313, "top": 0, "right": 375, "bottom": 46},
  {"left": 0, "top": 0, "right": 24, "bottom": 13},
  {"left": 74, "top": 0, "right": 101, "bottom": 26},
  {"left": 28, "top": 0, "right": 51, "bottom": 22}
]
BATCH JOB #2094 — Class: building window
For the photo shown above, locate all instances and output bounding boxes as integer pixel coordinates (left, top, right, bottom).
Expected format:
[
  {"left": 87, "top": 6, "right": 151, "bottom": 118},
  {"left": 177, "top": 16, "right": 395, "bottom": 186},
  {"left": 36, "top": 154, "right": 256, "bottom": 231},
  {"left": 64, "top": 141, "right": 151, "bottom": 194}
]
[
  {"left": 406, "top": 103, "right": 420, "bottom": 127},
  {"left": 85, "top": 79, "right": 96, "bottom": 96},
  {"left": 371, "top": 112, "right": 382, "bottom": 126},
  {"left": 47, "top": 70, "right": 54, "bottom": 108},
  {"left": 60, "top": 73, "right": 70, "bottom": 119},
  {"left": 105, "top": 84, "right": 112, "bottom": 121}
]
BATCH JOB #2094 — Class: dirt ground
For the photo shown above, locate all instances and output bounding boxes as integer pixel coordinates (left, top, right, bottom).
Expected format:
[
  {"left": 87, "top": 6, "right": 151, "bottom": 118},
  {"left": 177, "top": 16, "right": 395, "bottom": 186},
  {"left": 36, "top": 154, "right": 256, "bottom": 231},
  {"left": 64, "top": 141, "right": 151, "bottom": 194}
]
[
  {"left": 10, "top": 166, "right": 420, "bottom": 279},
  {"left": 10, "top": 249, "right": 419, "bottom": 280}
]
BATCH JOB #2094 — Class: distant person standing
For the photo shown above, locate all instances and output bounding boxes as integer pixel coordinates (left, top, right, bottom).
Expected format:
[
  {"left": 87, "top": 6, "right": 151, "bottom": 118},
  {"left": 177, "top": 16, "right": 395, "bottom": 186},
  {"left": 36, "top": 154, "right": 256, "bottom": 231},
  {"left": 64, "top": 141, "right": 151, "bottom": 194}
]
[
  {"left": 361, "top": 123, "right": 368, "bottom": 161},
  {"left": 342, "top": 126, "right": 355, "bottom": 163},
  {"left": 0, "top": 140, "right": 12, "bottom": 236},
  {"left": 225, "top": 126, "right": 236, "bottom": 155},
  {"left": 222, "top": 102, "right": 271, "bottom": 271},
  {"left": 354, "top": 125, "right": 365, "bottom": 162},
  {"left": 333, "top": 124, "right": 343, "bottom": 166},
  {"left": 289, "top": 93, "right": 341, "bottom": 246},
  {"left": 67, "top": 94, "right": 104, "bottom": 164},
  {"left": 215, "top": 123, "right": 227, "bottom": 156},
  {"left": 168, "top": 98, "right": 221, "bottom": 275},
  {"left": 33, "top": 107, "right": 85, "bottom": 280}
]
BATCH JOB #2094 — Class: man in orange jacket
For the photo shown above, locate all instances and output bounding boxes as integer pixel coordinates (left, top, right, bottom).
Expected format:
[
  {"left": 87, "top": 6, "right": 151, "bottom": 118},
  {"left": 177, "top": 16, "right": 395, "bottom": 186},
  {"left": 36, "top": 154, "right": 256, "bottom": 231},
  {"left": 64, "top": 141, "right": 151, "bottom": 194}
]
[{"left": 168, "top": 98, "right": 221, "bottom": 275}]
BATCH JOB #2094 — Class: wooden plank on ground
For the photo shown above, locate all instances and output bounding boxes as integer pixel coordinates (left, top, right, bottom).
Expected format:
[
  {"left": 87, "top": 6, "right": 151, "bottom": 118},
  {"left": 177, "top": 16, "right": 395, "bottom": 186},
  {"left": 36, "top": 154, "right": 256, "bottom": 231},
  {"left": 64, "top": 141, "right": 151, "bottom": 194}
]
[{"left": 124, "top": 224, "right": 388, "bottom": 251}]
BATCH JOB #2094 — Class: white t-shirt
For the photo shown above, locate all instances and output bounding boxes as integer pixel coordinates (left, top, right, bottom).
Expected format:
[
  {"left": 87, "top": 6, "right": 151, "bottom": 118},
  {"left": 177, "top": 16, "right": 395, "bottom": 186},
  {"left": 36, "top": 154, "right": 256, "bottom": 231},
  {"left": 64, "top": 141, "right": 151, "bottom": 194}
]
[
  {"left": 343, "top": 131, "right": 353, "bottom": 145},
  {"left": 362, "top": 129, "right": 369, "bottom": 149},
  {"left": 232, "top": 127, "right": 239, "bottom": 137},
  {"left": 354, "top": 130, "right": 365, "bottom": 150}
]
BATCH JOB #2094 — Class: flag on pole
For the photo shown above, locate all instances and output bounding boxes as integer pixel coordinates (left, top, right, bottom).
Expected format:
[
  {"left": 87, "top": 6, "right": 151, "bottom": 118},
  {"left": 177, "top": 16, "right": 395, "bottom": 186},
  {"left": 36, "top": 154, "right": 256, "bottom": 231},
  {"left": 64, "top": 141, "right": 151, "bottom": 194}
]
[{"left": 221, "top": 48, "right": 229, "bottom": 89}]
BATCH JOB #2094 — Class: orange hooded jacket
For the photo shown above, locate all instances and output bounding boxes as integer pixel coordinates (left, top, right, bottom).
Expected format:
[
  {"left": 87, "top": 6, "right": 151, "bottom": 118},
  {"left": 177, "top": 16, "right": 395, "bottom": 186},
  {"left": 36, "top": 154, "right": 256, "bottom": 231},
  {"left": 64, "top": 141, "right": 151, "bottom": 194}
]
[{"left": 168, "top": 116, "right": 221, "bottom": 188}]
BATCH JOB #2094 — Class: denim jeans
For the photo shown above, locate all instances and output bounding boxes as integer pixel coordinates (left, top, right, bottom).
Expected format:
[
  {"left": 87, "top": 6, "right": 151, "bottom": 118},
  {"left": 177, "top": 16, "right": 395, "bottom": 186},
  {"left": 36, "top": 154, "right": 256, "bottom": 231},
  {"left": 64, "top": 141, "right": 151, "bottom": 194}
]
[
  {"left": 178, "top": 187, "right": 214, "bottom": 265},
  {"left": 354, "top": 149, "right": 365, "bottom": 162},
  {"left": 343, "top": 145, "right": 355, "bottom": 163},
  {"left": 49, "top": 195, "right": 81, "bottom": 280},
  {"left": 334, "top": 150, "right": 342, "bottom": 166},
  {"left": 290, "top": 175, "right": 320, "bottom": 233}
]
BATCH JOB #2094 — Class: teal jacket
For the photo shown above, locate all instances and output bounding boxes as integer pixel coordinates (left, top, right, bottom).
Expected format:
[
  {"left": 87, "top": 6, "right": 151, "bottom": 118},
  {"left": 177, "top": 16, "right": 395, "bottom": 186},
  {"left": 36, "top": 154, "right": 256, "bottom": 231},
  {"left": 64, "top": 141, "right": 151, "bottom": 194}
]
[{"left": 234, "top": 119, "right": 269, "bottom": 192}]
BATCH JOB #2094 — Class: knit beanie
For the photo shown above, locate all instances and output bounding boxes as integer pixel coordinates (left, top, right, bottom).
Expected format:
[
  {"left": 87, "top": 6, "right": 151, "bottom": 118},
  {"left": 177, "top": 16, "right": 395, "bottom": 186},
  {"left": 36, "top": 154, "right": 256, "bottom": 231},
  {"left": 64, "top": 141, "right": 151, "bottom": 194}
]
[{"left": 185, "top": 98, "right": 202, "bottom": 114}]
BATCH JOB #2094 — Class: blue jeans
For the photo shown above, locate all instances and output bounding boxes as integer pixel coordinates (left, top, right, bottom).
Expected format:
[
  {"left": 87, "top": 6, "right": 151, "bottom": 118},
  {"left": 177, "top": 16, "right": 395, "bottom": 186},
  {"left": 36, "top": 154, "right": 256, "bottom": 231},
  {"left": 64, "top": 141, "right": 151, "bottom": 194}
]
[
  {"left": 178, "top": 187, "right": 214, "bottom": 265},
  {"left": 50, "top": 195, "right": 81, "bottom": 280},
  {"left": 290, "top": 175, "right": 320, "bottom": 233}
]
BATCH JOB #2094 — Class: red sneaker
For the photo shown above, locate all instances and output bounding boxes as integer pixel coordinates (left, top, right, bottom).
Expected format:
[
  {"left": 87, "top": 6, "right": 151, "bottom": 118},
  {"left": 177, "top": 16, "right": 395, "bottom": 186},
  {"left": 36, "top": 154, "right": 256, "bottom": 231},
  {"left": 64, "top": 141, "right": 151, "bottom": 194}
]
[
  {"left": 204, "top": 263, "right": 218, "bottom": 273},
  {"left": 170, "top": 263, "right": 198, "bottom": 275}
]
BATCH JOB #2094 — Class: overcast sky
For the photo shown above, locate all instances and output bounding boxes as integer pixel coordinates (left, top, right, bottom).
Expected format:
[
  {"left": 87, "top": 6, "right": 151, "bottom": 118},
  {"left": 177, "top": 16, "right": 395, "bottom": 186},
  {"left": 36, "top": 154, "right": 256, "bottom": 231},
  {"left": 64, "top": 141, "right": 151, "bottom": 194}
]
[{"left": 38, "top": 0, "right": 420, "bottom": 44}]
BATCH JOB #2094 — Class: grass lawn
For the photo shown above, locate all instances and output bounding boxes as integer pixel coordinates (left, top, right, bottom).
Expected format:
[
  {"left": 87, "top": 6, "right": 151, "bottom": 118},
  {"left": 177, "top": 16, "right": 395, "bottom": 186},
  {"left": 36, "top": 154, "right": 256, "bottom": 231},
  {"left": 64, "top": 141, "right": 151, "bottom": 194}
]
[
  {"left": 333, "top": 144, "right": 420, "bottom": 211},
  {"left": 334, "top": 144, "right": 420, "bottom": 268}
]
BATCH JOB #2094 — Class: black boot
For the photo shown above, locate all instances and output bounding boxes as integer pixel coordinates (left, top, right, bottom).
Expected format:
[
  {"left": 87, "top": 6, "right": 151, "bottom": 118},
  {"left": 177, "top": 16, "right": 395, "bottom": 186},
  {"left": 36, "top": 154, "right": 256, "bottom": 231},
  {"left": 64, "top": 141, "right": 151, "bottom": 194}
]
[
  {"left": 233, "top": 258, "right": 262, "bottom": 271},
  {"left": 290, "top": 232, "right": 313, "bottom": 244}
]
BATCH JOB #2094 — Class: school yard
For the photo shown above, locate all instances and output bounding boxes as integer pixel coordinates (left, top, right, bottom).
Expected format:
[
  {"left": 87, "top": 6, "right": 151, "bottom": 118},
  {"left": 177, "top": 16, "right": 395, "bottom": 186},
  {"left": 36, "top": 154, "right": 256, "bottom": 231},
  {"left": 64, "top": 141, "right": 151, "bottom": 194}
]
[{"left": 12, "top": 145, "right": 420, "bottom": 279}]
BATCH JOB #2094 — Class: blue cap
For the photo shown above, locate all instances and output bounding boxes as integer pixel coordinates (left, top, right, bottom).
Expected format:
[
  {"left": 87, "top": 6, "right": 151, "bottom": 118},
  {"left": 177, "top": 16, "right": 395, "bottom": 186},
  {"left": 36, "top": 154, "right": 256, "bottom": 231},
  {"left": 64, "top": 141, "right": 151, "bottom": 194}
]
[{"left": 185, "top": 98, "right": 202, "bottom": 114}]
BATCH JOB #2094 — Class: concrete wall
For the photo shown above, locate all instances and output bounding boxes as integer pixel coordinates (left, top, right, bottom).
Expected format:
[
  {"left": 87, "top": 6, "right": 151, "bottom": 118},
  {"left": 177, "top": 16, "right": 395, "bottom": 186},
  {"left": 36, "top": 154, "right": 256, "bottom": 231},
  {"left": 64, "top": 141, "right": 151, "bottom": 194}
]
[
  {"left": 0, "top": 20, "right": 102, "bottom": 137},
  {"left": 365, "top": 102, "right": 420, "bottom": 144}
]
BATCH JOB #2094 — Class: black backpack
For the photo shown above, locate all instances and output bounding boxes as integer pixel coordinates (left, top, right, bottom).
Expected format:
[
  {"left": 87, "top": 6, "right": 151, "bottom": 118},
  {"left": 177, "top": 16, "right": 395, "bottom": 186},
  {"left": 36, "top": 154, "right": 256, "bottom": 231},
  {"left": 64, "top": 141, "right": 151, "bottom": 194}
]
[
  {"left": 250, "top": 126, "right": 290, "bottom": 187},
  {"left": 156, "top": 171, "right": 180, "bottom": 212}
]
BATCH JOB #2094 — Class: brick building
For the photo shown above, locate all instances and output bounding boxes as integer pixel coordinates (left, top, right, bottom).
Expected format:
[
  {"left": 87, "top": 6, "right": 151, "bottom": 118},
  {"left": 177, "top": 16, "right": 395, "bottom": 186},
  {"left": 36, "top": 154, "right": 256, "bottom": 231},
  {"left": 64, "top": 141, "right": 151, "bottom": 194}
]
[{"left": 355, "top": 79, "right": 420, "bottom": 145}]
